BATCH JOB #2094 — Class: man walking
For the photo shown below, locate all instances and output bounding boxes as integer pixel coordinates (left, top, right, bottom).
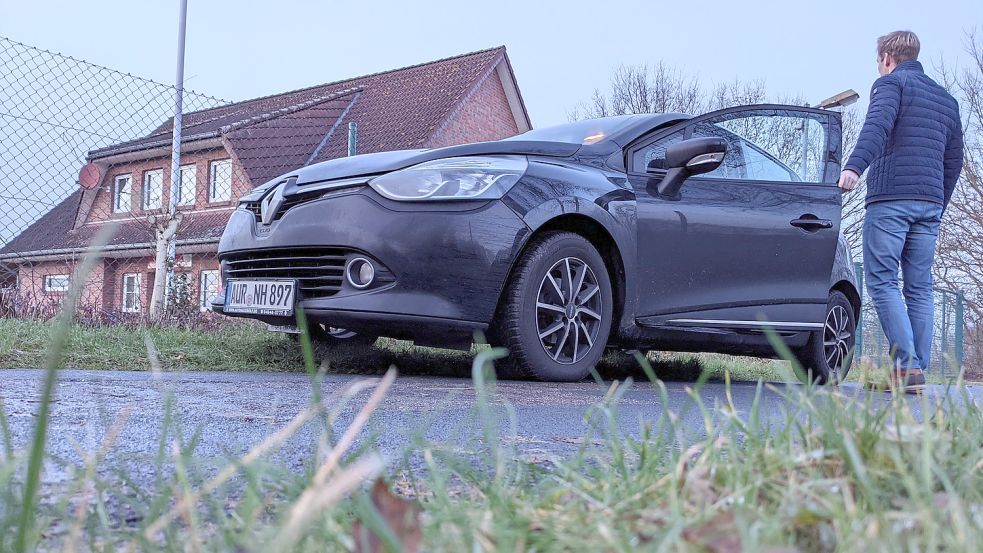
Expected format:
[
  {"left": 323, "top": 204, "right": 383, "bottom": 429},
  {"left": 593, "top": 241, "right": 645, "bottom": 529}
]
[{"left": 839, "top": 30, "right": 963, "bottom": 391}]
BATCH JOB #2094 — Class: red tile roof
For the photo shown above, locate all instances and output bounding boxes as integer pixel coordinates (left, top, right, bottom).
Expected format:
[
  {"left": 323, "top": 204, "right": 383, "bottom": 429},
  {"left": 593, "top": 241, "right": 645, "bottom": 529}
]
[{"left": 2, "top": 47, "right": 526, "bottom": 259}]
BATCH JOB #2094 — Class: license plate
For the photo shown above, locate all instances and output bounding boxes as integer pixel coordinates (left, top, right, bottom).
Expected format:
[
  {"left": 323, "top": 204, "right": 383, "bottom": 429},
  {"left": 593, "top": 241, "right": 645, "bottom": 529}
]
[{"left": 225, "top": 279, "right": 296, "bottom": 317}]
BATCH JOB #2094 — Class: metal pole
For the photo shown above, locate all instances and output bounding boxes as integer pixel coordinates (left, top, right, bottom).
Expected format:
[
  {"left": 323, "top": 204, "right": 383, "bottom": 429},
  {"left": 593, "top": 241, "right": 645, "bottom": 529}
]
[
  {"left": 955, "top": 291, "right": 965, "bottom": 373},
  {"left": 348, "top": 122, "right": 357, "bottom": 157},
  {"left": 941, "top": 290, "right": 949, "bottom": 369},
  {"left": 800, "top": 122, "right": 809, "bottom": 180},
  {"left": 854, "top": 261, "right": 864, "bottom": 361},
  {"left": 165, "top": 0, "right": 188, "bottom": 307}
]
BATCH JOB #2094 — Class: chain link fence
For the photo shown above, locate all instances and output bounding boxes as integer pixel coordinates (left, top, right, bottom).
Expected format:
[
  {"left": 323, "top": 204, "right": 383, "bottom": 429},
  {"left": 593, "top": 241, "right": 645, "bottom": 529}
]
[
  {"left": 853, "top": 262, "right": 965, "bottom": 377},
  {"left": 0, "top": 35, "right": 396, "bottom": 327},
  {"left": 0, "top": 35, "right": 970, "bottom": 375}
]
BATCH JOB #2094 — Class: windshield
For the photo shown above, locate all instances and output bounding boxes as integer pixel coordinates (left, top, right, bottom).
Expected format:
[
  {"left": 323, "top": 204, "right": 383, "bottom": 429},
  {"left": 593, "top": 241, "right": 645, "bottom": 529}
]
[{"left": 505, "top": 115, "right": 642, "bottom": 145}]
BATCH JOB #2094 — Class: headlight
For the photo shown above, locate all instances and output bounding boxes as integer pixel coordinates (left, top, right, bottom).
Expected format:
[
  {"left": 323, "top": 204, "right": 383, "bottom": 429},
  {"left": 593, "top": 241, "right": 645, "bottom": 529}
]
[{"left": 368, "top": 156, "right": 527, "bottom": 201}]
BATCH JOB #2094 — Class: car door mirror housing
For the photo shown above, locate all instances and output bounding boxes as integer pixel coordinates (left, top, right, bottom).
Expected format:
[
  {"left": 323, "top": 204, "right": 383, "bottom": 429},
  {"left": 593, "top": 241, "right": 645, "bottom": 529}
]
[
  {"left": 665, "top": 137, "right": 727, "bottom": 173},
  {"left": 650, "top": 137, "right": 727, "bottom": 197}
]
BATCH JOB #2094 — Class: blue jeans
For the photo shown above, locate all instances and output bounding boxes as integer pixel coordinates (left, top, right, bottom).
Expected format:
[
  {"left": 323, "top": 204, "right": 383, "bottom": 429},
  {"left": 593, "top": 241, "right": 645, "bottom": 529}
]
[{"left": 863, "top": 200, "right": 943, "bottom": 370}]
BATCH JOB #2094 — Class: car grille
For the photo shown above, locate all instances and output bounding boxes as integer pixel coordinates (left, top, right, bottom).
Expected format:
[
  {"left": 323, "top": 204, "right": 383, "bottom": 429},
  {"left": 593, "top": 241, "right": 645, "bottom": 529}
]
[
  {"left": 243, "top": 202, "right": 262, "bottom": 219},
  {"left": 272, "top": 190, "right": 326, "bottom": 221},
  {"left": 241, "top": 182, "right": 367, "bottom": 223},
  {"left": 222, "top": 248, "right": 351, "bottom": 299},
  {"left": 241, "top": 189, "right": 327, "bottom": 223}
]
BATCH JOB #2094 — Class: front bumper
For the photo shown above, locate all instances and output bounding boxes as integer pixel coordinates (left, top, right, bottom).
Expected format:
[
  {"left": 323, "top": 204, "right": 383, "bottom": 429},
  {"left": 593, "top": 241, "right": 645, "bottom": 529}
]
[{"left": 212, "top": 189, "right": 530, "bottom": 345}]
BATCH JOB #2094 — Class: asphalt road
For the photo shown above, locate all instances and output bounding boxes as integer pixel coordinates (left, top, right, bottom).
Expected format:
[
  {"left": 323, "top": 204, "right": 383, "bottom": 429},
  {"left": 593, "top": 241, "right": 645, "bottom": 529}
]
[{"left": 1, "top": 369, "right": 979, "bottom": 491}]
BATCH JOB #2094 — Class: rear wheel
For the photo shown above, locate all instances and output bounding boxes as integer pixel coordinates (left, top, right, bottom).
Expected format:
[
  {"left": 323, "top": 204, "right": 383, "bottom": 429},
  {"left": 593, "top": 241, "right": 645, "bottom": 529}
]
[
  {"left": 492, "top": 232, "right": 613, "bottom": 381},
  {"left": 795, "top": 290, "right": 856, "bottom": 384}
]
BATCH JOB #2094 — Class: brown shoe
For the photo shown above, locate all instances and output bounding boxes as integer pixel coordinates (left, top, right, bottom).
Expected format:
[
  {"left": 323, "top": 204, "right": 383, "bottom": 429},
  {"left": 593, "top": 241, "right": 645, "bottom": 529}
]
[{"left": 890, "top": 368, "right": 927, "bottom": 394}]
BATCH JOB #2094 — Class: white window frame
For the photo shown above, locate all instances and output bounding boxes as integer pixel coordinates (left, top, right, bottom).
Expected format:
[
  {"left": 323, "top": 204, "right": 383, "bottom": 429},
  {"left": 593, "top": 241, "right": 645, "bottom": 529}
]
[
  {"left": 122, "top": 273, "right": 142, "bottom": 313},
  {"left": 199, "top": 270, "right": 220, "bottom": 311},
  {"left": 142, "top": 169, "right": 164, "bottom": 210},
  {"left": 43, "top": 274, "right": 70, "bottom": 293},
  {"left": 208, "top": 159, "right": 232, "bottom": 203},
  {"left": 178, "top": 164, "right": 197, "bottom": 206},
  {"left": 113, "top": 174, "right": 132, "bottom": 213}
]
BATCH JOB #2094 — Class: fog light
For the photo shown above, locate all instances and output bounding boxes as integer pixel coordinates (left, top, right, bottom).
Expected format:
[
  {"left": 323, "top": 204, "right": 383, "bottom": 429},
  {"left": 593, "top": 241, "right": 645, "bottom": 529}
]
[{"left": 346, "top": 257, "right": 375, "bottom": 289}]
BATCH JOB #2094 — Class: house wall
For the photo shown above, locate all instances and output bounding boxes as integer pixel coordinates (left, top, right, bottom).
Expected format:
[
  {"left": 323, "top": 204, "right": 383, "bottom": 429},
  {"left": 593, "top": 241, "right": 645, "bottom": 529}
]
[
  {"left": 14, "top": 253, "right": 221, "bottom": 317},
  {"left": 426, "top": 71, "right": 522, "bottom": 148},
  {"left": 15, "top": 258, "right": 105, "bottom": 315},
  {"left": 85, "top": 148, "right": 253, "bottom": 225}
]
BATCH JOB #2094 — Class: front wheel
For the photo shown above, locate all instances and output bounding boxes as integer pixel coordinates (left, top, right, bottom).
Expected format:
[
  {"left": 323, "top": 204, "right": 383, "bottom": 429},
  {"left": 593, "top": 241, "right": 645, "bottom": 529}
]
[
  {"left": 492, "top": 232, "right": 613, "bottom": 381},
  {"left": 795, "top": 290, "right": 856, "bottom": 384},
  {"left": 293, "top": 325, "right": 379, "bottom": 348}
]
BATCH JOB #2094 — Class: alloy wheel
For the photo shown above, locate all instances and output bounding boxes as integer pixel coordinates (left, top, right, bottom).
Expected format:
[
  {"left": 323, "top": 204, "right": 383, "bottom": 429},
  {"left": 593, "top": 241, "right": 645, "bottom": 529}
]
[
  {"left": 823, "top": 305, "right": 852, "bottom": 381},
  {"left": 536, "top": 257, "right": 603, "bottom": 364},
  {"left": 324, "top": 326, "right": 358, "bottom": 339}
]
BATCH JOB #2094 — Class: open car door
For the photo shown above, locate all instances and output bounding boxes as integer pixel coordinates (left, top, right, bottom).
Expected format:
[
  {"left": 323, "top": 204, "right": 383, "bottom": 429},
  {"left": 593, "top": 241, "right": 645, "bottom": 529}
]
[{"left": 627, "top": 104, "right": 843, "bottom": 330}]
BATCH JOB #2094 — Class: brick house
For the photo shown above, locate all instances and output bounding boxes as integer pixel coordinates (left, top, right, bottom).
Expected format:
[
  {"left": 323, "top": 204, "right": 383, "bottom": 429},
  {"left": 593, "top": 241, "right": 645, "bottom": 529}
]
[{"left": 0, "top": 47, "right": 531, "bottom": 317}]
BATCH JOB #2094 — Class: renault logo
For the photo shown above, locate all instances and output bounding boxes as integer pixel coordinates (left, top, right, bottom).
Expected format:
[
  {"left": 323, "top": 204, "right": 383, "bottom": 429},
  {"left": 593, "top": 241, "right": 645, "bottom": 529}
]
[{"left": 259, "top": 182, "right": 286, "bottom": 225}]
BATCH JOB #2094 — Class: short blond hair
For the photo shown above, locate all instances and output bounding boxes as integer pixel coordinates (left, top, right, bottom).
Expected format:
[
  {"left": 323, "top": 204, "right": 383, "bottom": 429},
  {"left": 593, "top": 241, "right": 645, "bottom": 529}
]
[{"left": 877, "top": 31, "right": 920, "bottom": 63}]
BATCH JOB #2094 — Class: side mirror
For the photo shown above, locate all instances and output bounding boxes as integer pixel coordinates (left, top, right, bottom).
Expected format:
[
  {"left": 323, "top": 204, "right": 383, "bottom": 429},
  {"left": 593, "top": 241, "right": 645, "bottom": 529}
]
[{"left": 647, "top": 137, "right": 727, "bottom": 197}]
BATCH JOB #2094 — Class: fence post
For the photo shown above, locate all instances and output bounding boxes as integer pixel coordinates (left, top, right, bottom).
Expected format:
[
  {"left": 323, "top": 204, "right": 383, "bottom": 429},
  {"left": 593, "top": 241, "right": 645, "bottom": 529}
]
[
  {"left": 956, "top": 291, "right": 965, "bottom": 372},
  {"left": 854, "top": 261, "right": 864, "bottom": 361},
  {"left": 348, "top": 122, "right": 357, "bottom": 157},
  {"left": 941, "top": 290, "right": 949, "bottom": 369}
]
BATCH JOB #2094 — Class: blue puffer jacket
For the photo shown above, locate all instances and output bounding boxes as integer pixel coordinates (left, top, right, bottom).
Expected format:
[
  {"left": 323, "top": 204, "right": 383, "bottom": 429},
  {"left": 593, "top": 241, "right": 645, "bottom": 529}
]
[{"left": 845, "top": 60, "right": 963, "bottom": 210}]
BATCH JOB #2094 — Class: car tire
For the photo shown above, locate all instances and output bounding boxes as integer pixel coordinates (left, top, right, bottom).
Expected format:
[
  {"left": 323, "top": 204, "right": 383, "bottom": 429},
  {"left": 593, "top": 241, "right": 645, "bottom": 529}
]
[
  {"left": 492, "top": 231, "right": 613, "bottom": 382},
  {"left": 795, "top": 290, "right": 856, "bottom": 384}
]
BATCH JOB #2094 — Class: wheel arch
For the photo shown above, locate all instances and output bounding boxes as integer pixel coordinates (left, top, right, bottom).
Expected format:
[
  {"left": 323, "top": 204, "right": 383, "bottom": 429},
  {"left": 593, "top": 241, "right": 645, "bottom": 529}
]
[
  {"left": 496, "top": 212, "right": 629, "bottom": 342},
  {"left": 831, "top": 279, "right": 861, "bottom": 321}
]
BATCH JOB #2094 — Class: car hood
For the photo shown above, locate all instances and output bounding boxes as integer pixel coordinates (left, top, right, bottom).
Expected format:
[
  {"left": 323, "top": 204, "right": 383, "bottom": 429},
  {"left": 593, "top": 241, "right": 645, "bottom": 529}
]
[{"left": 291, "top": 140, "right": 581, "bottom": 185}]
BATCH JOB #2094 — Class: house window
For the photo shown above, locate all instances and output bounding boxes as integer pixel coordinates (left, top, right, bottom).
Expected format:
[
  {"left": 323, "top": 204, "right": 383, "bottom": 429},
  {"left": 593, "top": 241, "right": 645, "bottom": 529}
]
[
  {"left": 142, "top": 169, "right": 164, "bottom": 210},
  {"left": 200, "top": 270, "right": 220, "bottom": 311},
  {"left": 113, "top": 175, "right": 132, "bottom": 213},
  {"left": 208, "top": 159, "right": 232, "bottom": 202},
  {"left": 43, "top": 274, "right": 70, "bottom": 293},
  {"left": 122, "top": 273, "right": 142, "bottom": 313},
  {"left": 178, "top": 164, "right": 196, "bottom": 206}
]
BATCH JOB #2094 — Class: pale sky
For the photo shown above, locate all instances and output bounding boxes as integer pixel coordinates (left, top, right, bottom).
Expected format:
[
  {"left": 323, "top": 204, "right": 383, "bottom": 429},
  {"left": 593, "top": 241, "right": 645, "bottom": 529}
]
[
  {"left": 3, "top": 0, "right": 980, "bottom": 128},
  {"left": 1, "top": 0, "right": 980, "bottom": 246}
]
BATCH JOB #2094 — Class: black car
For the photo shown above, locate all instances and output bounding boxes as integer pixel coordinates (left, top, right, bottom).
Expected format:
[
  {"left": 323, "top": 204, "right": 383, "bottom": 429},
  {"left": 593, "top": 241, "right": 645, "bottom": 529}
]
[{"left": 212, "top": 104, "right": 859, "bottom": 384}]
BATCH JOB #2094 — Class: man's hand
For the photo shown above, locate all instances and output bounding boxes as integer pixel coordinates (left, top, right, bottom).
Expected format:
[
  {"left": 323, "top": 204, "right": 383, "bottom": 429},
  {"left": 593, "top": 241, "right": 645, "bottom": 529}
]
[{"left": 838, "top": 169, "right": 860, "bottom": 191}]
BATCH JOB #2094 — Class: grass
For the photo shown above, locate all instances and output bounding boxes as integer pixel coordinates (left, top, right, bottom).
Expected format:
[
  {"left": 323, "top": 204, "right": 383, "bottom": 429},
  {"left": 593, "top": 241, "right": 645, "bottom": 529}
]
[
  {"left": 2, "top": 318, "right": 970, "bottom": 387},
  {"left": 0, "top": 318, "right": 795, "bottom": 382},
  {"left": 3, "top": 301, "right": 983, "bottom": 550},
  {"left": 0, "top": 320, "right": 982, "bottom": 551}
]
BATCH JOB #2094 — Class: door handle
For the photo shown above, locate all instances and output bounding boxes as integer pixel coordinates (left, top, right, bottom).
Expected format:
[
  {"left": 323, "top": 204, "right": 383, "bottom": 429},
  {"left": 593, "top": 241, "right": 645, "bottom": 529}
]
[{"left": 790, "top": 217, "right": 833, "bottom": 231}]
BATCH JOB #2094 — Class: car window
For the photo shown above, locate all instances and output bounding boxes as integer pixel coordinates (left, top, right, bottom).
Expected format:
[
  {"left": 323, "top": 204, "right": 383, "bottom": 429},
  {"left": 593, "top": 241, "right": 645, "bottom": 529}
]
[
  {"left": 631, "top": 130, "right": 684, "bottom": 171},
  {"left": 742, "top": 141, "right": 798, "bottom": 181},
  {"left": 705, "top": 113, "right": 824, "bottom": 182},
  {"left": 633, "top": 111, "right": 826, "bottom": 183},
  {"left": 690, "top": 123, "right": 749, "bottom": 180}
]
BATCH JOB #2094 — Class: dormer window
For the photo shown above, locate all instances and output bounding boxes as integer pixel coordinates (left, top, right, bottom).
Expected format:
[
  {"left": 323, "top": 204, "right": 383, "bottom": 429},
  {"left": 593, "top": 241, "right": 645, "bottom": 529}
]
[
  {"left": 208, "top": 159, "right": 232, "bottom": 202},
  {"left": 142, "top": 169, "right": 163, "bottom": 210},
  {"left": 113, "top": 174, "right": 132, "bottom": 213}
]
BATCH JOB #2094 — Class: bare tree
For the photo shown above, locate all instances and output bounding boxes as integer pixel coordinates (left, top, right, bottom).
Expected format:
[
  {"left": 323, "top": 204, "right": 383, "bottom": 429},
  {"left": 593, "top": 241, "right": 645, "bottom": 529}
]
[
  {"left": 569, "top": 62, "right": 708, "bottom": 120},
  {"left": 838, "top": 106, "right": 867, "bottom": 253},
  {"left": 934, "top": 31, "right": 983, "bottom": 359}
]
